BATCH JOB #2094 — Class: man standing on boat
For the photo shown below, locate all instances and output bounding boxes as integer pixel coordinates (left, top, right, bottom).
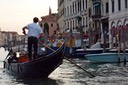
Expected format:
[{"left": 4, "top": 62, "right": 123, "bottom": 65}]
[{"left": 22, "top": 17, "right": 44, "bottom": 60}]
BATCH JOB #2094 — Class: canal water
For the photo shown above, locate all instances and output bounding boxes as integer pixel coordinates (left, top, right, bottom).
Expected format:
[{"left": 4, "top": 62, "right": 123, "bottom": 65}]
[{"left": 1, "top": 47, "right": 128, "bottom": 85}]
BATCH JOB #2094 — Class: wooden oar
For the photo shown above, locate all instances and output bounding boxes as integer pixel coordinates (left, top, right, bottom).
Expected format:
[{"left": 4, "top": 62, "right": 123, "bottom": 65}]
[
  {"left": 39, "top": 41, "right": 95, "bottom": 77},
  {"left": 64, "top": 56, "right": 95, "bottom": 77}
]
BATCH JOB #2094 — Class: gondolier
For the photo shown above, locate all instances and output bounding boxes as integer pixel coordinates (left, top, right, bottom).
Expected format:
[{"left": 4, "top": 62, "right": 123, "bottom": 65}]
[{"left": 22, "top": 17, "right": 44, "bottom": 60}]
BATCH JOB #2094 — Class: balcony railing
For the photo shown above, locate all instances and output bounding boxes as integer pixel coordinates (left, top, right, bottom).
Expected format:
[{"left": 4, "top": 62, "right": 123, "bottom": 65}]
[{"left": 91, "top": 14, "right": 102, "bottom": 20}]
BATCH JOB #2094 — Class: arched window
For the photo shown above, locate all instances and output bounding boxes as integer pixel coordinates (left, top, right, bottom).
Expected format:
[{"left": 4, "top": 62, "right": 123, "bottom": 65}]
[{"left": 51, "top": 23, "right": 53, "bottom": 27}]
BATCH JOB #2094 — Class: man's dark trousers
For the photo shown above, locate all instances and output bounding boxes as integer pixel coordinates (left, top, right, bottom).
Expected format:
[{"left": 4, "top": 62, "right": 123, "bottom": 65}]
[{"left": 28, "top": 36, "right": 38, "bottom": 60}]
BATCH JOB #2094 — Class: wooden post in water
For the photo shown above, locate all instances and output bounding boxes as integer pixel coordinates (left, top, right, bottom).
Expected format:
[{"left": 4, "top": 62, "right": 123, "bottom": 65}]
[
  {"left": 123, "top": 27, "right": 126, "bottom": 66},
  {"left": 123, "top": 41, "right": 126, "bottom": 65},
  {"left": 117, "top": 30, "right": 121, "bottom": 65}
]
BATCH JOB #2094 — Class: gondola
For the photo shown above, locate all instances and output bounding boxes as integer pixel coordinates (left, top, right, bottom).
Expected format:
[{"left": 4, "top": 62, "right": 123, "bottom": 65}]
[{"left": 3, "top": 41, "right": 65, "bottom": 78}]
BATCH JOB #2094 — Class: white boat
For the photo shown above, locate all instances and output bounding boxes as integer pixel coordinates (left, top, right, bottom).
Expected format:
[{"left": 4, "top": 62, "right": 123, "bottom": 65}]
[
  {"left": 76, "top": 41, "right": 110, "bottom": 57},
  {"left": 85, "top": 52, "right": 128, "bottom": 63},
  {"left": 76, "top": 48, "right": 104, "bottom": 58},
  {"left": 109, "top": 48, "right": 128, "bottom": 53}
]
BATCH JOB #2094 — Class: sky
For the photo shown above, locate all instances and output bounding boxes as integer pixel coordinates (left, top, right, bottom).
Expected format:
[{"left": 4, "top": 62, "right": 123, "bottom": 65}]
[{"left": 0, "top": 0, "right": 57, "bottom": 35}]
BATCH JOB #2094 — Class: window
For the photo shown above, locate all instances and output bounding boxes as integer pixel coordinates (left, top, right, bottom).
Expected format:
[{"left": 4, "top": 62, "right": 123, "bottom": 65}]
[
  {"left": 79, "top": 0, "right": 81, "bottom": 11},
  {"left": 70, "top": 5, "right": 72, "bottom": 15},
  {"left": 75, "top": 1, "right": 77, "bottom": 13},
  {"left": 73, "top": 20, "right": 74, "bottom": 29},
  {"left": 95, "top": 5, "right": 100, "bottom": 15},
  {"left": 67, "top": 7, "right": 69, "bottom": 15},
  {"left": 83, "top": 0, "right": 84, "bottom": 10},
  {"left": 73, "top": 2, "right": 74, "bottom": 13},
  {"left": 70, "top": 20, "right": 72, "bottom": 28},
  {"left": 93, "top": 1, "right": 101, "bottom": 16},
  {"left": 112, "top": 0, "right": 115, "bottom": 12},
  {"left": 86, "top": 17, "right": 87, "bottom": 26},
  {"left": 68, "top": 21, "right": 69, "bottom": 28},
  {"left": 78, "top": 0, "right": 80, "bottom": 12},
  {"left": 51, "top": 23, "right": 53, "bottom": 27},
  {"left": 118, "top": 0, "right": 121, "bottom": 11},
  {"left": 64, "top": 8, "right": 66, "bottom": 16},
  {"left": 83, "top": 17, "right": 85, "bottom": 26},
  {"left": 85, "top": 0, "right": 87, "bottom": 9},
  {"left": 88, "top": 8, "right": 91, "bottom": 17},
  {"left": 125, "top": 0, "right": 128, "bottom": 8},
  {"left": 106, "top": 2, "right": 109, "bottom": 13}
]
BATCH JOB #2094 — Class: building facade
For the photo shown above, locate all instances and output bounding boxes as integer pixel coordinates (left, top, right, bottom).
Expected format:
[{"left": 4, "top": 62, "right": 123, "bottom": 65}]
[
  {"left": 1, "top": 31, "right": 19, "bottom": 48},
  {"left": 63, "top": 0, "right": 88, "bottom": 33},
  {"left": 58, "top": 0, "right": 109, "bottom": 46},
  {"left": 88, "top": 0, "right": 109, "bottom": 45},
  {"left": 109, "top": 0, "right": 128, "bottom": 48},
  {"left": 58, "top": 0, "right": 128, "bottom": 48},
  {"left": 58, "top": 0, "right": 65, "bottom": 33}
]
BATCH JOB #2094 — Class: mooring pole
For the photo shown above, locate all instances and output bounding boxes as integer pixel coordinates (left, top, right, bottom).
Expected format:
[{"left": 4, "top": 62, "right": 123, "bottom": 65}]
[
  {"left": 123, "top": 41, "right": 126, "bottom": 66},
  {"left": 123, "top": 27, "right": 126, "bottom": 66},
  {"left": 117, "top": 30, "right": 120, "bottom": 65}
]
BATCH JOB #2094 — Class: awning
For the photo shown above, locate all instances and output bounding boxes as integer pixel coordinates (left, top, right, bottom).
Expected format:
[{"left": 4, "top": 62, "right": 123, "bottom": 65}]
[
  {"left": 122, "top": 25, "right": 128, "bottom": 40},
  {"left": 123, "top": 25, "right": 128, "bottom": 30},
  {"left": 83, "top": 34, "right": 89, "bottom": 38}
]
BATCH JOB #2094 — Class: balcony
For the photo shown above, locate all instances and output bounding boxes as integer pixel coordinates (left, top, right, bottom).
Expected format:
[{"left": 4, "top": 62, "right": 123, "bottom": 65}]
[
  {"left": 92, "top": 0, "right": 101, "bottom": 3},
  {"left": 91, "top": 14, "right": 102, "bottom": 21}
]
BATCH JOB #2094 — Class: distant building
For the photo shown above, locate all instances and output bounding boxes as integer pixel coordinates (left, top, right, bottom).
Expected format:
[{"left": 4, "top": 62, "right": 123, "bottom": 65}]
[
  {"left": 39, "top": 7, "right": 59, "bottom": 37},
  {"left": 1, "top": 31, "right": 18, "bottom": 47},
  {"left": 1, "top": 31, "right": 26, "bottom": 48}
]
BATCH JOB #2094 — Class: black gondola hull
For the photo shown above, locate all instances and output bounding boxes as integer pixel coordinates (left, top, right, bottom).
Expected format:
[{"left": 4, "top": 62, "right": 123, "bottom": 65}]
[{"left": 4, "top": 43, "right": 65, "bottom": 78}]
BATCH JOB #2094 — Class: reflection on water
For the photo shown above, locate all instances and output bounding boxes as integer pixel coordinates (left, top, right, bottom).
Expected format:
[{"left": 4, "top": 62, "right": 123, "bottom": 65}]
[
  {"left": 1, "top": 70, "right": 58, "bottom": 85},
  {"left": 16, "top": 78, "right": 58, "bottom": 85},
  {"left": 1, "top": 47, "right": 128, "bottom": 85}
]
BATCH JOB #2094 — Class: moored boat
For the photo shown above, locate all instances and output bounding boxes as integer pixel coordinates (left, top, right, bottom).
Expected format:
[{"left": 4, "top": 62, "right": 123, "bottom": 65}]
[
  {"left": 85, "top": 53, "right": 128, "bottom": 63},
  {"left": 76, "top": 40, "right": 110, "bottom": 58},
  {"left": 109, "top": 48, "right": 128, "bottom": 53},
  {"left": 76, "top": 48, "right": 110, "bottom": 58},
  {"left": 4, "top": 42, "right": 65, "bottom": 78},
  {"left": 76, "top": 48, "right": 104, "bottom": 58}
]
